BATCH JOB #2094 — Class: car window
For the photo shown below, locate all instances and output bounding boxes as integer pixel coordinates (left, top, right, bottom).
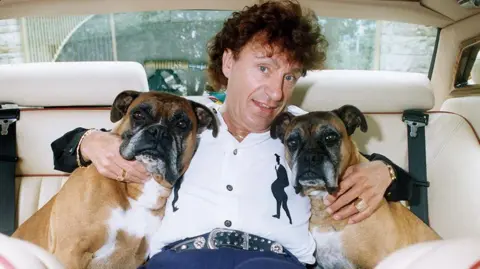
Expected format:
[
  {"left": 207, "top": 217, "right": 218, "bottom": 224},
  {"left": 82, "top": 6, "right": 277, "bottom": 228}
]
[{"left": 0, "top": 11, "right": 438, "bottom": 96}]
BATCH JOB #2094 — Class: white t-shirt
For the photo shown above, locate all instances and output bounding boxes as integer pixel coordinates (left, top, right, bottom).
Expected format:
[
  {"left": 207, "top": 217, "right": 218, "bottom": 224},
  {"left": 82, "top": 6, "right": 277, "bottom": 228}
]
[{"left": 149, "top": 101, "right": 316, "bottom": 264}]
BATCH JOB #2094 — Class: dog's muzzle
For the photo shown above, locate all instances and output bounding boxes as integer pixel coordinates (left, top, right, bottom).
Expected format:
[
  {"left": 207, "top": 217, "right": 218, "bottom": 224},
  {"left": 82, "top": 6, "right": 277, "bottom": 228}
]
[
  {"left": 136, "top": 125, "right": 171, "bottom": 153},
  {"left": 296, "top": 153, "right": 338, "bottom": 194},
  {"left": 121, "top": 124, "right": 174, "bottom": 160}
]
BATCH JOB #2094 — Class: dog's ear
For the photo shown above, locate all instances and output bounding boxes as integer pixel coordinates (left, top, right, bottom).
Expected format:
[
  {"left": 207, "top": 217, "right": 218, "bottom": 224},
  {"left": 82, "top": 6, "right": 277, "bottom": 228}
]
[
  {"left": 111, "top": 90, "right": 142, "bottom": 123},
  {"left": 294, "top": 184, "right": 303, "bottom": 195},
  {"left": 332, "top": 105, "right": 368, "bottom": 136},
  {"left": 270, "top": 112, "right": 294, "bottom": 142},
  {"left": 189, "top": 101, "right": 219, "bottom": 137}
]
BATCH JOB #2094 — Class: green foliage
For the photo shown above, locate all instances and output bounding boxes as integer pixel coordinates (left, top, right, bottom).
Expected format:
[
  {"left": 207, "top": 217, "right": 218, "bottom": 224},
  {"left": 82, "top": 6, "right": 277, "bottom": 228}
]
[{"left": 319, "top": 17, "right": 377, "bottom": 70}]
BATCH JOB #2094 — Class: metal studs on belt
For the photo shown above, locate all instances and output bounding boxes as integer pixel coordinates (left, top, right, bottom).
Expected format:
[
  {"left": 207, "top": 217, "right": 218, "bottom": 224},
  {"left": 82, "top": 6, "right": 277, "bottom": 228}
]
[
  {"left": 270, "top": 242, "right": 283, "bottom": 253},
  {"left": 194, "top": 237, "right": 206, "bottom": 249}
]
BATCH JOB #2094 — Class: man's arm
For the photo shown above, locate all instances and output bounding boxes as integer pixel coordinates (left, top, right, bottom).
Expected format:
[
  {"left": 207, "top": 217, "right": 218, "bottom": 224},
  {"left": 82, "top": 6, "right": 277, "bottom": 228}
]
[
  {"left": 50, "top": 127, "right": 107, "bottom": 173},
  {"left": 50, "top": 127, "right": 149, "bottom": 183},
  {"left": 51, "top": 127, "right": 88, "bottom": 173},
  {"left": 362, "top": 152, "right": 412, "bottom": 202}
]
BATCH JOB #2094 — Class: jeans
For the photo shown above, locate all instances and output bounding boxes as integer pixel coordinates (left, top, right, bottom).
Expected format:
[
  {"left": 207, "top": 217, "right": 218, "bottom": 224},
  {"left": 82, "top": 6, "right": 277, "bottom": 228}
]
[{"left": 138, "top": 247, "right": 306, "bottom": 269}]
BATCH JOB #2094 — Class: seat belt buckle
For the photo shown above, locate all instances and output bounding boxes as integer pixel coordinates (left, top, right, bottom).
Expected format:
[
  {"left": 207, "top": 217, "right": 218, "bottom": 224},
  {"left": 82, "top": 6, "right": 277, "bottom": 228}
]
[
  {"left": 0, "top": 104, "right": 20, "bottom": 136},
  {"left": 402, "top": 110, "right": 429, "bottom": 138},
  {"left": 404, "top": 120, "right": 426, "bottom": 138},
  {"left": 0, "top": 119, "right": 17, "bottom": 136}
]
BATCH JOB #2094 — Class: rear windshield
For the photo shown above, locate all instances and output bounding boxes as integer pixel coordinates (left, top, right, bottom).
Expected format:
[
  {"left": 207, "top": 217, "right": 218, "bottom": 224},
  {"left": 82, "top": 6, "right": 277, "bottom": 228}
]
[{"left": 0, "top": 11, "right": 438, "bottom": 96}]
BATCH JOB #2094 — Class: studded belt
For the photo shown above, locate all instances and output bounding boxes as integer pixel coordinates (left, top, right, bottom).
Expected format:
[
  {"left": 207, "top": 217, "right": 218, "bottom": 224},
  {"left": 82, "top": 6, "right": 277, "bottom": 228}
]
[{"left": 167, "top": 228, "right": 286, "bottom": 255}]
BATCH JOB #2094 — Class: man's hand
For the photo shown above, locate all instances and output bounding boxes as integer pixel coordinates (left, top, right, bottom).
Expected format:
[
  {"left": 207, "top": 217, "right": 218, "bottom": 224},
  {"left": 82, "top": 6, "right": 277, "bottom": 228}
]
[
  {"left": 323, "top": 160, "right": 392, "bottom": 224},
  {"left": 80, "top": 131, "right": 150, "bottom": 183}
]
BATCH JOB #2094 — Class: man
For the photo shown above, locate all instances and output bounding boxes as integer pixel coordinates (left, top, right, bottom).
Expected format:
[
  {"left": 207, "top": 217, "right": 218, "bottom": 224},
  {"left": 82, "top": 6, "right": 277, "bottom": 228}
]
[{"left": 51, "top": 1, "right": 413, "bottom": 268}]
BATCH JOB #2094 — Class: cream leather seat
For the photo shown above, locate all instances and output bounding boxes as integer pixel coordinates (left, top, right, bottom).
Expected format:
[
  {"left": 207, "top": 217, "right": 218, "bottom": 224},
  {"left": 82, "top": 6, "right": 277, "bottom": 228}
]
[
  {"left": 0, "top": 61, "right": 149, "bottom": 227},
  {"left": 291, "top": 70, "right": 480, "bottom": 239},
  {"left": 440, "top": 96, "right": 480, "bottom": 136}
]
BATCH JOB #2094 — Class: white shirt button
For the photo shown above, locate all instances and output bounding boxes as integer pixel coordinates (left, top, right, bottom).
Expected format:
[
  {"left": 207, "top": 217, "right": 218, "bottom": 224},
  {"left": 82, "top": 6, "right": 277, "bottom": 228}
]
[{"left": 233, "top": 149, "right": 238, "bottom": 155}]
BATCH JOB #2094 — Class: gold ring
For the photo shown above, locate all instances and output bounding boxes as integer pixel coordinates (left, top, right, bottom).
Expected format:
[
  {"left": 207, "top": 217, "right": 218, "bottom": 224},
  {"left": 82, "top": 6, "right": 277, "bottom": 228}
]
[{"left": 354, "top": 198, "right": 368, "bottom": 212}]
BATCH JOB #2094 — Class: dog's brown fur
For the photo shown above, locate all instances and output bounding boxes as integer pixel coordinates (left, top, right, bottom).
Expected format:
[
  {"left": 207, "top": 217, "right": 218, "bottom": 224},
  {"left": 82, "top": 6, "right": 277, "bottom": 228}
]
[
  {"left": 12, "top": 91, "right": 217, "bottom": 269},
  {"left": 308, "top": 152, "right": 440, "bottom": 268},
  {"left": 273, "top": 106, "right": 441, "bottom": 269}
]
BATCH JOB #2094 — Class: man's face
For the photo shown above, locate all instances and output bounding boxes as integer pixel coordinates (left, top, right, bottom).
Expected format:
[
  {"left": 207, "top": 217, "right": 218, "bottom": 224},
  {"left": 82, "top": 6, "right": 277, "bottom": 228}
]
[{"left": 222, "top": 41, "right": 303, "bottom": 132}]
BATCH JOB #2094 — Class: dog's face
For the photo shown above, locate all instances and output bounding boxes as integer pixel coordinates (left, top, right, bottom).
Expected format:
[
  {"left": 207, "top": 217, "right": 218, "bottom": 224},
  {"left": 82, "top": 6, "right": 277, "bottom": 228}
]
[
  {"left": 270, "top": 105, "right": 367, "bottom": 196},
  {"left": 110, "top": 90, "right": 218, "bottom": 186}
]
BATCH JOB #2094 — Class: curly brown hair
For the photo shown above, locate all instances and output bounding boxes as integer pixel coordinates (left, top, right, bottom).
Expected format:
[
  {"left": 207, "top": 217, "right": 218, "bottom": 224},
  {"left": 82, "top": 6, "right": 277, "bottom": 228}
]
[{"left": 206, "top": 0, "right": 328, "bottom": 91}]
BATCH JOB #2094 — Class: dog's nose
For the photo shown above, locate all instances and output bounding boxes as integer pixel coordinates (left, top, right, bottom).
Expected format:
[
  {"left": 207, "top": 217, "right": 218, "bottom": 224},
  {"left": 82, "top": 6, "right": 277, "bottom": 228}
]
[
  {"left": 303, "top": 153, "right": 320, "bottom": 164},
  {"left": 147, "top": 125, "right": 168, "bottom": 139},
  {"left": 326, "top": 186, "right": 338, "bottom": 194}
]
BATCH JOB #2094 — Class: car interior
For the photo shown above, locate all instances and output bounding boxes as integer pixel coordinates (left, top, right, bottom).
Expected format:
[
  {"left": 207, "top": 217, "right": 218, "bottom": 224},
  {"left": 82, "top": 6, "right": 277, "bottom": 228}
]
[{"left": 0, "top": 0, "right": 479, "bottom": 268}]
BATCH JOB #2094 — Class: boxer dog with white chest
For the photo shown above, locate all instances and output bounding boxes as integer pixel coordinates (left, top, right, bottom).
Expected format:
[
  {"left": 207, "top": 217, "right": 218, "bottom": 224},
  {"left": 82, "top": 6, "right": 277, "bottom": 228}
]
[
  {"left": 12, "top": 90, "right": 218, "bottom": 269},
  {"left": 270, "top": 105, "right": 441, "bottom": 269}
]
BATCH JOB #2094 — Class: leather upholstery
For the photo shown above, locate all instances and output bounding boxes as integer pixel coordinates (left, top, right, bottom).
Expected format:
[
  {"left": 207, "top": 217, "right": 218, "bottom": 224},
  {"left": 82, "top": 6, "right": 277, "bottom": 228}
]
[
  {"left": 441, "top": 96, "right": 480, "bottom": 137},
  {"left": 291, "top": 70, "right": 434, "bottom": 113},
  {"left": 0, "top": 61, "right": 149, "bottom": 107},
  {"left": 16, "top": 109, "right": 113, "bottom": 175}
]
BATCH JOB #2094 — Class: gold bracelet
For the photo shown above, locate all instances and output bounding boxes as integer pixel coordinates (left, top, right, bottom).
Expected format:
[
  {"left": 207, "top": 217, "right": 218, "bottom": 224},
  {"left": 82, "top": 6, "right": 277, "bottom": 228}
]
[
  {"left": 76, "top": 129, "right": 96, "bottom": 168},
  {"left": 381, "top": 162, "right": 397, "bottom": 198},
  {"left": 386, "top": 164, "right": 397, "bottom": 182}
]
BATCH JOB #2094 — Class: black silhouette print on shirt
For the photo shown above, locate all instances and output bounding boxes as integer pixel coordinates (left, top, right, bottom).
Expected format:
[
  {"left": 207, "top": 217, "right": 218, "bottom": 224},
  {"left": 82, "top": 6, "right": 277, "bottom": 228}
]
[
  {"left": 171, "top": 175, "right": 183, "bottom": 212},
  {"left": 271, "top": 153, "right": 293, "bottom": 225}
]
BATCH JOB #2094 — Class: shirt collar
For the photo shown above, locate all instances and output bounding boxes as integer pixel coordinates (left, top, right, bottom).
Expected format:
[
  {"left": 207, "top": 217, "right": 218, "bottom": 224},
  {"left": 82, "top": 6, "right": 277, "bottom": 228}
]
[{"left": 214, "top": 104, "right": 272, "bottom": 147}]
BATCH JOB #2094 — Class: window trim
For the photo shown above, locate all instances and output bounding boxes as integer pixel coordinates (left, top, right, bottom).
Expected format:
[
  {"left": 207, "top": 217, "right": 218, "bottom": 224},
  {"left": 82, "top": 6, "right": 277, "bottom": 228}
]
[{"left": 453, "top": 35, "right": 480, "bottom": 92}]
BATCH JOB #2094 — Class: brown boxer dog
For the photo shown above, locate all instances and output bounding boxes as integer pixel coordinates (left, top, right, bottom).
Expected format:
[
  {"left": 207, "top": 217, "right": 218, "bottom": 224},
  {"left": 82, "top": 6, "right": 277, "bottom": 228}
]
[
  {"left": 270, "top": 105, "right": 441, "bottom": 269},
  {"left": 12, "top": 90, "right": 218, "bottom": 269}
]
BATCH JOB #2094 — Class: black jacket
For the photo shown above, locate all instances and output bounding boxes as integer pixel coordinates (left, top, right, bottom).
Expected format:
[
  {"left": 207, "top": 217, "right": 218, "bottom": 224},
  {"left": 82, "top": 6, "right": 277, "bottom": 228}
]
[{"left": 50, "top": 128, "right": 413, "bottom": 202}]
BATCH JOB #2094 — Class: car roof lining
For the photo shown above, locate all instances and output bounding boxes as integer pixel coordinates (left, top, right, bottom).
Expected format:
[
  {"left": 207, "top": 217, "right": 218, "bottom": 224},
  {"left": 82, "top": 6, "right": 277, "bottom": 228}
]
[{"left": 0, "top": 0, "right": 479, "bottom": 28}]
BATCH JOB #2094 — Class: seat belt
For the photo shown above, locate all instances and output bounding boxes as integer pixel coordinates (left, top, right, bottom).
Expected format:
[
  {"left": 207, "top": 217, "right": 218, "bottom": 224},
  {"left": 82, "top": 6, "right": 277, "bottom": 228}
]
[
  {"left": 0, "top": 104, "right": 20, "bottom": 236},
  {"left": 402, "top": 110, "right": 430, "bottom": 226}
]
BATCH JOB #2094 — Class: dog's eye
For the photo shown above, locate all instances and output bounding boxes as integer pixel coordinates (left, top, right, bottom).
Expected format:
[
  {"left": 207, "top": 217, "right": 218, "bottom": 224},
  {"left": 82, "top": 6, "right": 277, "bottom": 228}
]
[
  {"left": 324, "top": 134, "right": 338, "bottom": 145},
  {"left": 287, "top": 139, "right": 298, "bottom": 149},
  {"left": 176, "top": 120, "right": 187, "bottom": 129},
  {"left": 132, "top": 111, "right": 145, "bottom": 121}
]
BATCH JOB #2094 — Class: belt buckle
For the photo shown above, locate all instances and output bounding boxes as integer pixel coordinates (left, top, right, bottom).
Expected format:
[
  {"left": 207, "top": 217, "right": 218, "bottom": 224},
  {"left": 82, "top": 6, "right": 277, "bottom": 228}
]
[{"left": 207, "top": 228, "right": 250, "bottom": 250}]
